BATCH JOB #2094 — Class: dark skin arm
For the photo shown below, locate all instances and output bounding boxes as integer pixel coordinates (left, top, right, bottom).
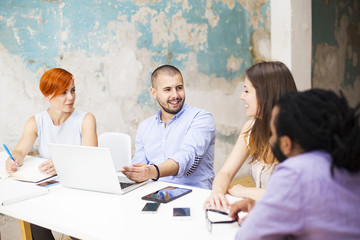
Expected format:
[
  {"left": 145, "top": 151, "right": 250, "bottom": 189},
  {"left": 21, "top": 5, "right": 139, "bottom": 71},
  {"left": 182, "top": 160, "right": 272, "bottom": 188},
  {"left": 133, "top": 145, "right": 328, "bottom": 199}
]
[{"left": 229, "top": 198, "right": 256, "bottom": 224}]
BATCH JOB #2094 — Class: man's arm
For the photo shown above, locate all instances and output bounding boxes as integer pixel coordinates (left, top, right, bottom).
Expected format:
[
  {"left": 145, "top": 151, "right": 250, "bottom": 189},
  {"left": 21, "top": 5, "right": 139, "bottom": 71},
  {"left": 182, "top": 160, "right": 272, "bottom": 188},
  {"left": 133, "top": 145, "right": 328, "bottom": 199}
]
[
  {"left": 123, "top": 120, "right": 161, "bottom": 181},
  {"left": 124, "top": 110, "right": 215, "bottom": 182},
  {"left": 169, "top": 110, "right": 216, "bottom": 177},
  {"left": 131, "top": 121, "right": 147, "bottom": 165},
  {"left": 236, "top": 166, "right": 303, "bottom": 240},
  {"left": 123, "top": 159, "right": 179, "bottom": 182},
  {"left": 229, "top": 198, "right": 255, "bottom": 224}
]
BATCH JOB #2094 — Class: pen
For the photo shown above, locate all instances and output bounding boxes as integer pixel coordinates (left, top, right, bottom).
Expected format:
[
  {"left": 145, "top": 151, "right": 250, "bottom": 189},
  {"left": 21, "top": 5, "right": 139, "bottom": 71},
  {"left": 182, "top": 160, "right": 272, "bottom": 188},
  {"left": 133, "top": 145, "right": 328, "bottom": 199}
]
[{"left": 3, "top": 144, "right": 19, "bottom": 169}]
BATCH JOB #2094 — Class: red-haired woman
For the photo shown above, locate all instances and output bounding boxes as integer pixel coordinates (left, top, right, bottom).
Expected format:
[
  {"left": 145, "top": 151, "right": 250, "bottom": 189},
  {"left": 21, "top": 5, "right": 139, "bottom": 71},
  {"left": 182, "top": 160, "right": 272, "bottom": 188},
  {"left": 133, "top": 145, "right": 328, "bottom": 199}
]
[
  {"left": 5, "top": 68, "right": 97, "bottom": 239},
  {"left": 204, "top": 61, "right": 297, "bottom": 210},
  {"left": 6, "top": 68, "right": 97, "bottom": 174}
]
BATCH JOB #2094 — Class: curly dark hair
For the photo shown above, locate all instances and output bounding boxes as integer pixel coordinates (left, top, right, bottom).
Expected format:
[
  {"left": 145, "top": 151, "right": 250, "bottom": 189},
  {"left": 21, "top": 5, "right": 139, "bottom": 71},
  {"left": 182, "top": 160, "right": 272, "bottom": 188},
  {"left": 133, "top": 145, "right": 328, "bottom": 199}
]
[{"left": 275, "top": 89, "right": 360, "bottom": 174}]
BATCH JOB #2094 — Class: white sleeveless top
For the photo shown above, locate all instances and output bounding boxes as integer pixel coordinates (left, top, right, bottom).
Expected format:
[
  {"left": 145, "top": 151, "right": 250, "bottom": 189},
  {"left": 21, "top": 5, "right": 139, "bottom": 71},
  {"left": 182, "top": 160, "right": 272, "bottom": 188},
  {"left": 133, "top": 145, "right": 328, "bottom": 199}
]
[
  {"left": 35, "top": 109, "right": 87, "bottom": 158},
  {"left": 246, "top": 120, "right": 277, "bottom": 189}
]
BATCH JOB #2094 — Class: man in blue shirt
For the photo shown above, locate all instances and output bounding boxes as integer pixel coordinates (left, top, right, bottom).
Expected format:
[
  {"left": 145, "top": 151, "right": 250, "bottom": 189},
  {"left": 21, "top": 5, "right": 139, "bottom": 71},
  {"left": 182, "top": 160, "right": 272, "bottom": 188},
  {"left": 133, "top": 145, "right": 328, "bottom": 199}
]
[{"left": 123, "top": 65, "right": 216, "bottom": 189}]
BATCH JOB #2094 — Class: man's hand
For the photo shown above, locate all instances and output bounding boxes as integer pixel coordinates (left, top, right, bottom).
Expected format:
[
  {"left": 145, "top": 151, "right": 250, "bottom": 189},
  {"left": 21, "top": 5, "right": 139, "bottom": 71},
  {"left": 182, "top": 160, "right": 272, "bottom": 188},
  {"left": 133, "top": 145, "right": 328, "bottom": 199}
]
[
  {"left": 229, "top": 198, "right": 255, "bottom": 224},
  {"left": 122, "top": 163, "right": 156, "bottom": 182}
]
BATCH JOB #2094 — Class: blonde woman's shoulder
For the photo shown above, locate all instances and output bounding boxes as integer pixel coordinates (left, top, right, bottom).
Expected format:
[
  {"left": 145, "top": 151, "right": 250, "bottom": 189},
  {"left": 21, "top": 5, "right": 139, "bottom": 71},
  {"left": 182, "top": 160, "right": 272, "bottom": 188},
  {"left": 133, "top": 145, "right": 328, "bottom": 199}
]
[{"left": 241, "top": 119, "right": 255, "bottom": 133}]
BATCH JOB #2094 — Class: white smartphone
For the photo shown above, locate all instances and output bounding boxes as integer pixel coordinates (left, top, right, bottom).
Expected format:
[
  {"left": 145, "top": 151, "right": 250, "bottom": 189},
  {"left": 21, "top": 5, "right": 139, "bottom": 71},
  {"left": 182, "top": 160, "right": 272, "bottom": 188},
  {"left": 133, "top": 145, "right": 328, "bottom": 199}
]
[
  {"left": 173, "top": 207, "right": 191, "bottom": 220},
  {"left": 141, "top": 202, "right": 161, "bottom": 213}
]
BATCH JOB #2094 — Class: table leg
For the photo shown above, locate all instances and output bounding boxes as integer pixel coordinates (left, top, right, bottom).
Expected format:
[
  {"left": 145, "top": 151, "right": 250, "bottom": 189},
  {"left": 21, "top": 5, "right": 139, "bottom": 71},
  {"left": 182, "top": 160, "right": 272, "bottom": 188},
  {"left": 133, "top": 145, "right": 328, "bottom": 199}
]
[{"left": 19, "top": 220, "right": 32, "bottom": 240}]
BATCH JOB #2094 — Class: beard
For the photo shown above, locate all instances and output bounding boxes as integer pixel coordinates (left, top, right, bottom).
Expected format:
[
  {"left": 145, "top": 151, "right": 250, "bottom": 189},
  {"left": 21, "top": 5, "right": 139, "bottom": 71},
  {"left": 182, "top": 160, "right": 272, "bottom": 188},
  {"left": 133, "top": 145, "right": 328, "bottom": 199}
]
[
  {"left": 157, "top": 98, "right": 185, "bottom": 115},
  {"left": 270, "top": 139, "right": 288, "bottom": 163}
]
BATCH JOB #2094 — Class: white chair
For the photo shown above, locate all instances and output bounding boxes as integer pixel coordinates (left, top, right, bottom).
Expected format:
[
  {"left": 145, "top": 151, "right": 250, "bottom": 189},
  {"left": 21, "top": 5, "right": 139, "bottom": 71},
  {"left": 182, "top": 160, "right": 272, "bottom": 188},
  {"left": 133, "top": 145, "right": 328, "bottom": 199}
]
[{"left": 98, "top": 132, "right": 132, "bottom": 171}]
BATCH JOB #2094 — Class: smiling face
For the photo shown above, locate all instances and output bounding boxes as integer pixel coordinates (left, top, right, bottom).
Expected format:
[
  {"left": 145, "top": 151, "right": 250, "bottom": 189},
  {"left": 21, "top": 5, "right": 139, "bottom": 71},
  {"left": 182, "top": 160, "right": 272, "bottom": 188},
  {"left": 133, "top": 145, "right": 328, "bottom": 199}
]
[
  {"left": 240, "top": 76, "right": 258, "bottom": 117},
  {"left": 48, "top": 78, "right": 76, "bottom": 113},
  {"left": 151, "top": 72, "right": 185, "bottom": 118}
]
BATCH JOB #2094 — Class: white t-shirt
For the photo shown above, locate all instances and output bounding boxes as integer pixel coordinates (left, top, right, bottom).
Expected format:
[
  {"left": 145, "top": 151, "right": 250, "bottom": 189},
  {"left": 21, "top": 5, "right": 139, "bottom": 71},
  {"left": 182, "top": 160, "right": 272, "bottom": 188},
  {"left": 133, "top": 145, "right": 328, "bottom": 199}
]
[{"left": 35, "top": 109, "right": 86, "bottom": 158}]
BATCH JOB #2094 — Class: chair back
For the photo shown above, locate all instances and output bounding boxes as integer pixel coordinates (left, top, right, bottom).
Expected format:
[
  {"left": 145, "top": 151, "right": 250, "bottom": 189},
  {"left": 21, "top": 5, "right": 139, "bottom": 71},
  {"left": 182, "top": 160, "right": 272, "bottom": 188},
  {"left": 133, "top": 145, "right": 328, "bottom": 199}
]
[{"left": 98, "top": 132, "right": 131, "bottom": 171}]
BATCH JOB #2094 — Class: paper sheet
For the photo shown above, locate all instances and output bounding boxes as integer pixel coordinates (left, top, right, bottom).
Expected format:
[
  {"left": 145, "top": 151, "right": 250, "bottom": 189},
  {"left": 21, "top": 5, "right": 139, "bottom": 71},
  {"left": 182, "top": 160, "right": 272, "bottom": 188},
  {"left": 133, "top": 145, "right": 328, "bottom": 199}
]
[{"left": 0, "top": 152, "right": 54, "bottom": 183}]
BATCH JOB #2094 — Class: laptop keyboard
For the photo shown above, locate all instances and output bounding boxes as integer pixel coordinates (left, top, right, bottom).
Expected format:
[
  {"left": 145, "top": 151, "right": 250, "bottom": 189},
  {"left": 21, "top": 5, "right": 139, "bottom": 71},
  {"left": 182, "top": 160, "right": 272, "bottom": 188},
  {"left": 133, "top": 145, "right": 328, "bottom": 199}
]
[{"left": 120, "top": 182, "right": 135, "bottom": 189}]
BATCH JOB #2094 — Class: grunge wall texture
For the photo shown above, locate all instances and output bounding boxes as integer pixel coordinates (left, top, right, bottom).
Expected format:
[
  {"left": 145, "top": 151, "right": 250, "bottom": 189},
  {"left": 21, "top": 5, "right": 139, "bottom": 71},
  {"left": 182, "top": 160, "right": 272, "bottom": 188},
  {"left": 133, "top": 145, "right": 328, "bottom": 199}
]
[
  {"left": 2, "top": 0, "right": 358, "bottom": 176},
  {"left": 0, "top": 0, "right": 270, "bottom": 175},
  {"left": 312, "top": 0, "right": 360, "bottom": 106}
]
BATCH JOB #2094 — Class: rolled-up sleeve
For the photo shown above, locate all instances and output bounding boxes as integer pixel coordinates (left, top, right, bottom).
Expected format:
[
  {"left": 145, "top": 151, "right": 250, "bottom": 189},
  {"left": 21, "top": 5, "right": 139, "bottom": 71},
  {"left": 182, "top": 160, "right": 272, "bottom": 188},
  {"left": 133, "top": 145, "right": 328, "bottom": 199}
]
[{"left": 169, "top": 111, "right": 216, "bottom": 177}]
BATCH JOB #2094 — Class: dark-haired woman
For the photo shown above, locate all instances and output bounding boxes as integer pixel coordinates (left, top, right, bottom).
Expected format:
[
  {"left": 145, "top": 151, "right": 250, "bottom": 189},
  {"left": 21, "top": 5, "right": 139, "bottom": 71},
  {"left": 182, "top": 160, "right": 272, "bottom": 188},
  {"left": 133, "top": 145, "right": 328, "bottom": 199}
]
[{"left": 204, "top": 61, "right": 297, "bottom": 209}]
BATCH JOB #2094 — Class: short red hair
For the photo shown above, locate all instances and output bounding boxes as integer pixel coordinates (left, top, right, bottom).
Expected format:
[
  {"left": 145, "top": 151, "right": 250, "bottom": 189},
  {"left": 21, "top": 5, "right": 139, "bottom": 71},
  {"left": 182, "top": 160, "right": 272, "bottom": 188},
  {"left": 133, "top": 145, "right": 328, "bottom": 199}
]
[{"left": 39, "top": 68, "right": 73, "bottom": 100}]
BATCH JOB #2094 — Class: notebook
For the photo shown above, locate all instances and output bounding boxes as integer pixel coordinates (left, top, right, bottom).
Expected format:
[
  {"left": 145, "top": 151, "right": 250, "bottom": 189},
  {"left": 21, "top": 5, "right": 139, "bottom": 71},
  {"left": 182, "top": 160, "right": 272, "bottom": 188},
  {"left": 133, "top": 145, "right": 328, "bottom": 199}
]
[
  {"left": 48, "top": 143, "right": 148, "bottom": 194},
  {"left": 0, "top": 178, "right": 49, "bottom": 206},
  {"left": 0, "top": 152, "right": 55, "bottom": 183}
]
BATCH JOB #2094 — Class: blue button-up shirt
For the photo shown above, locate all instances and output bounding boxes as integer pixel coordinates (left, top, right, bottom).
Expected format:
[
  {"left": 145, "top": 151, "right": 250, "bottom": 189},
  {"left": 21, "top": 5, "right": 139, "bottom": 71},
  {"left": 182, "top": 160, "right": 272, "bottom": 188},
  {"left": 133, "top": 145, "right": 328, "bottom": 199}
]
[{"left": 132, "top": 104, "right": 216, "bottom": 189}]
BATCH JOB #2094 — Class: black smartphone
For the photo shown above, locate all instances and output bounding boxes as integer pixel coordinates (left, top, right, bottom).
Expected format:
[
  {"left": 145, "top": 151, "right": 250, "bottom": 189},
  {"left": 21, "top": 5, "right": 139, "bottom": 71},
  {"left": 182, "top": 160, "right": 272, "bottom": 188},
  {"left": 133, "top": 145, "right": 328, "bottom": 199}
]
[
  {"left": 141, "top": 186, "right": 192, "bottom": 203},
  {"left": 141, "top": 202, "right": 161, "bottom": 213},
  {"left": 173, "top": 207, "right": 191, "bottom": 220}
]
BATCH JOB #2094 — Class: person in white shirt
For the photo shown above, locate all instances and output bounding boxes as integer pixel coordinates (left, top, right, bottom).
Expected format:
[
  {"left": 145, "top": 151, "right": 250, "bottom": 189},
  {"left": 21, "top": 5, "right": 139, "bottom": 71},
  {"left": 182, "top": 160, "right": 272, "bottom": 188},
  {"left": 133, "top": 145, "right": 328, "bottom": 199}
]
[
  {"left": 5, "top": 67, "right": 97, "bottom": 240},
  {"left": 6, "top": 68, "right": 97, "bottom": 174}
]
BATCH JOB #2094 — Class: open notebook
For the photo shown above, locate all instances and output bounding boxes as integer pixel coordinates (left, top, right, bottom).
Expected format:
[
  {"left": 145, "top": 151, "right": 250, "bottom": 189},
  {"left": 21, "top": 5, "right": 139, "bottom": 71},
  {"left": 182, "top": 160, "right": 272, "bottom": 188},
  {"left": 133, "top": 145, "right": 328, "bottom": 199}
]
[
  {"left": 0, "top": 178, "right": 49, "bottom": 206},
  {"left": 0, "top": 151, "right": 55, "bottom": 183}
]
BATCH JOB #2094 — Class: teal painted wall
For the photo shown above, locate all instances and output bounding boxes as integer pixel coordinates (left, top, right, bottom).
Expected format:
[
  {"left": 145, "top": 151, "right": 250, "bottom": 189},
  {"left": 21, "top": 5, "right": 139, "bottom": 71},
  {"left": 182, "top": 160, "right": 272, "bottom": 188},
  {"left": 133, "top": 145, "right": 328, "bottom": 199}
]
[
  {"left": 312, "top": 0, "right": 360, "bottom": 106},
  {"left": 0, "top": 0, "right": 270, "bottom": 174},
  {"left": 0, "top": 1, "right": 268, "bottom": 80}
]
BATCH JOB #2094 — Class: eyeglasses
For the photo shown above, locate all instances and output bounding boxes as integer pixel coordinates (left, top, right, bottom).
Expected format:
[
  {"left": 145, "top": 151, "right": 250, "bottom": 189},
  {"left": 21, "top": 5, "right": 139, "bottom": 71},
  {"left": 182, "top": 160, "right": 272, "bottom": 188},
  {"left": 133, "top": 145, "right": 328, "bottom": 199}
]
[{"left": 205, "top": 209, "right": 237, "bottom": 232}]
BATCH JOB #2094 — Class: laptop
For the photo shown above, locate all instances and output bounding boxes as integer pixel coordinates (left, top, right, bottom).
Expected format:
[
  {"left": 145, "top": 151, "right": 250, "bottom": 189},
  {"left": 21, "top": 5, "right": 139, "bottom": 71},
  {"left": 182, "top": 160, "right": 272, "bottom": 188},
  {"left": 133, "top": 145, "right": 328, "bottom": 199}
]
[{"left": 48, "top": 143, "right": 148, "bottom": 194}]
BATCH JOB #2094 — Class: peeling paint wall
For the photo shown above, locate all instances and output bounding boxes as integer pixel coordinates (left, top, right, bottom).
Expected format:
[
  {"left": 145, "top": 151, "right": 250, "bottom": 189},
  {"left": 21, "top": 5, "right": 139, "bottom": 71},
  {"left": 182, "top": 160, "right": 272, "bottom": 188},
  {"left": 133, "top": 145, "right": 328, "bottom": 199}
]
[
  {"left": 312, "top": 0, "right": 360, "bottom": 106},
  {"left": 0, "top": 0, "right": 270, "bottom": 176}
]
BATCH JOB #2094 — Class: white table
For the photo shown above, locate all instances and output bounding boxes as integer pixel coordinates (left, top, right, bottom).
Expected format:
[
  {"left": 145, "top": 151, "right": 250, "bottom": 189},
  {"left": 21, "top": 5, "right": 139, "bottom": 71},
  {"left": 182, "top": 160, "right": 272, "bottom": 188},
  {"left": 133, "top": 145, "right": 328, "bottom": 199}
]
[{"left": 0, "top": 181, "right": 240, "bottom": 240}]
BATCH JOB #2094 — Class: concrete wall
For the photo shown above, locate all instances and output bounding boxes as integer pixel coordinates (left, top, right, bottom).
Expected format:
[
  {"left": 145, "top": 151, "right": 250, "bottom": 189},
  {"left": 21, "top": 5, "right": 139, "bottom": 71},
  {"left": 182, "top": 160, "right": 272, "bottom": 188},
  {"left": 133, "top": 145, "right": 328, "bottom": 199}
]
[
  {"left": 312, "top": 0, "right": 360, "bottom": 106},
  {"left": 0, "top": 0, "right": 271, "bottom": 176},
  {"left": 271, "top": 0, "right": 312, "bottom": 91}
]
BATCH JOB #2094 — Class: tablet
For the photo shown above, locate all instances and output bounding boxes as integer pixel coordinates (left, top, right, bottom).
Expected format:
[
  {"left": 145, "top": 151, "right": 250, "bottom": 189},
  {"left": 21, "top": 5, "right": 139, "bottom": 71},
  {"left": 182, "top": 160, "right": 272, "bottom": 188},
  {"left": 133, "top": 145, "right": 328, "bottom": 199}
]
[{"left": 141, "top": 186, "right": 192, "bottom": 203}]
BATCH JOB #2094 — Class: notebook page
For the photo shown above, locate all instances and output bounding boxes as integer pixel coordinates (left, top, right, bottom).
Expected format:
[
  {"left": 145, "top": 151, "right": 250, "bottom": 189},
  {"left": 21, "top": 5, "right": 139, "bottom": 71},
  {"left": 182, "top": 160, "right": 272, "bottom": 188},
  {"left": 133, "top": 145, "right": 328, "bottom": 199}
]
[{"left": 0, "top": 152, "right": 54, "bottom": 183}]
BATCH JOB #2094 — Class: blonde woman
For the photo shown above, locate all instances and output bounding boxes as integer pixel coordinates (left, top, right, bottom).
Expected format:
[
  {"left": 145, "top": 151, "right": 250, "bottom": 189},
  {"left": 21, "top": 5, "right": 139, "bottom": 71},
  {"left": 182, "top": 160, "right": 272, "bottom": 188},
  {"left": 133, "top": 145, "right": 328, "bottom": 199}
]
[{"left": 204, "top": 61, "right": 297, "bottom": 210}]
